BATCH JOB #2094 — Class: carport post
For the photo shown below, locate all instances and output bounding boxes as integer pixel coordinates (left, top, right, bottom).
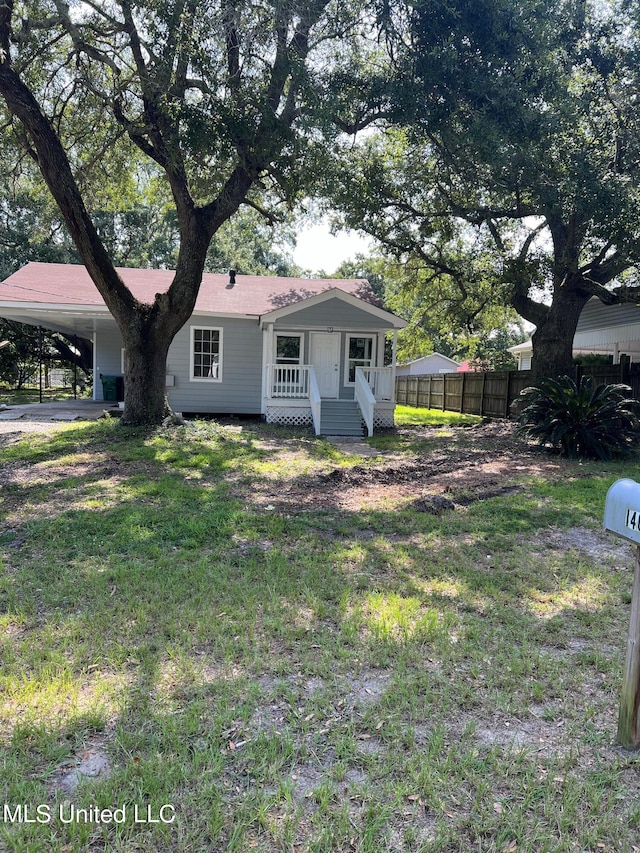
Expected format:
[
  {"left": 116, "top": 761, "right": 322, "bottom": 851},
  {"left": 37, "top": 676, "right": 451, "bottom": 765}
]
[
  {"left": 618, "top": 544, "right": 640, "bottom": 748},
  {"left": 73, "top": 335, "right": 78, "bottom": 399},
  {"left": 38, "top": 326, "right": 43, "bottom": 404}
]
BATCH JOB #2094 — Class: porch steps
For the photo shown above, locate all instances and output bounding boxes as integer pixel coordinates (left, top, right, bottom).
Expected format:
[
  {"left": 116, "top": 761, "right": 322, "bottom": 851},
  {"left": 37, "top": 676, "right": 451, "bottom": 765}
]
[{"left": 320, "top": 400, "right": 364, "bottom": 436}]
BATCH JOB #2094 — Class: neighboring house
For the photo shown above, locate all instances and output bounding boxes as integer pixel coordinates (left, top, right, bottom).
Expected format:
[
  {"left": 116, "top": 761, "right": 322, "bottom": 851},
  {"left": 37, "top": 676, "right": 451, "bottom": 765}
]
[
  {"left": 0, "top": 262, "right": 406, "bottom": 436},
  {"left": 456, "top": 360, "right": 482, "bottom": 372},
  {"left": 508, "top": 341, "right": 534, "bottom": 371},
  {"left": 509, "top": 299, "right": 640, "bottom": 370},
  {"left": 395, "top": 352, "right": 460, "bottom": 376}
]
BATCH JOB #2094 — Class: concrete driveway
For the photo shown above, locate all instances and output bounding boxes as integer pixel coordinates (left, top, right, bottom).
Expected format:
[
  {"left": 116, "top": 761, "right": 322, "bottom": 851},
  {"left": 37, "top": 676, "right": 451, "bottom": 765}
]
[{"left": 0, "top": 400, "right": 119, "bottom": 423}]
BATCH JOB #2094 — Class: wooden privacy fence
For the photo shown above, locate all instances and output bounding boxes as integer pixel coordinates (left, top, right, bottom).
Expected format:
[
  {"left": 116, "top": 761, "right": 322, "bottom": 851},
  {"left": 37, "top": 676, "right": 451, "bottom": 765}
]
[{"left": 396, "top": 362, "right": 640, "bottom": 419}]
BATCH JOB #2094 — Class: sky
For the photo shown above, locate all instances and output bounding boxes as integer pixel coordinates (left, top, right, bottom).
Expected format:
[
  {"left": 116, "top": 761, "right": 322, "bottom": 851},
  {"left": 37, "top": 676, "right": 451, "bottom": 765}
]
[{"left": 291, "top": 220, "right": 372, "bottom": 275}]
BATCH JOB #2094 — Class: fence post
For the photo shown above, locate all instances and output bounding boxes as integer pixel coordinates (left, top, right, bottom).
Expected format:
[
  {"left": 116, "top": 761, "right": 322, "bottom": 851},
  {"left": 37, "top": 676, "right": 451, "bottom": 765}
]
[
  {"left": 427, "top": 376, "right": 431, "bottom": 410},
  {"left": 460, "top": 372, "right": 466, "bottom": 413},
  {"left": 505, "top": 372, "right": 512, "bottom": 418},
  {"left": 621, "top": 354, "right": 631, "bottom": 385}
]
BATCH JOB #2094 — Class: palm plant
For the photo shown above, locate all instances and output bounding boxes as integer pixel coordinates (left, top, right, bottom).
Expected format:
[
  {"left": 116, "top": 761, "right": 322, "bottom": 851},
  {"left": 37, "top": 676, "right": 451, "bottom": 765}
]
[{"left": 513, "top": 375, "right": 640, "bottom": 460}]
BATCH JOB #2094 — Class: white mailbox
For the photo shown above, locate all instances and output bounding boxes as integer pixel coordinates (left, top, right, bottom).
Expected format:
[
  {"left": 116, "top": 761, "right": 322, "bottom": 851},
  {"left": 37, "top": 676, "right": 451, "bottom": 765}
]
[{"left": 604, "top": 479, "right": 640, "bottom": 545}]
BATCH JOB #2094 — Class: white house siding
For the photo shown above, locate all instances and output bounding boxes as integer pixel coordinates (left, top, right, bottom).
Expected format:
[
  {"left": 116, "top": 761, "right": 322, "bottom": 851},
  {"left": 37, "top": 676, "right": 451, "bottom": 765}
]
[
  {"left": 519, "top": 353, "right": 532, "bottom": 370},
  {"left": 571, "top": 299, "right": 640, "bottom": 360},
  {"left": 576, "top": 299, "right": 640, "bottom": 333},
  {"left": 509, "top": 298, "right": 640, "bottom": 369}
]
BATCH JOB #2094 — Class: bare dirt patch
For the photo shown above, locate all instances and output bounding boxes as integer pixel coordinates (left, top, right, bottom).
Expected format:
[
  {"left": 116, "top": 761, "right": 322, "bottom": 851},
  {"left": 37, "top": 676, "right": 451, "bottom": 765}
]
[
  {"left": 542, "top": 526, "right": 633, "bottom": 563},
  {"left": 241, "top": 420, "right": 567, "bottom": 513},
  {"left": 48, "top": 733, "right": 112, "bottom": 795}
]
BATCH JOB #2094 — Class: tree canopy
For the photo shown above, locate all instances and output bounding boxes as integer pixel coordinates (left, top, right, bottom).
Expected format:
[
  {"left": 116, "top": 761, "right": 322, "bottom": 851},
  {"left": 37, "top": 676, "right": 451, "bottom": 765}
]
[
  {"left": 4, "top": 0, "right": 640, "bottom": 407},
  {"left": 0, "top": 0, "right": 365, "bottom": 422},
  {"left": 328, "top": 0, "right": 640, "bottom": 377},
  {"left": 335, "top": 251, "right": 523, "bottom": 366},
  {"left": 0, "top": 157, "right": 301, "bottom": 390}
]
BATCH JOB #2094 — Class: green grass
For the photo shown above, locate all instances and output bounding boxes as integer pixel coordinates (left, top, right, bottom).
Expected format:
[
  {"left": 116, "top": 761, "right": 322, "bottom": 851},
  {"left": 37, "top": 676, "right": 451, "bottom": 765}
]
[
  {"left": 394, "top": 404, "right": 483, "bottom": 427},
  {"left": 1, "top": 416, "right": 639, "bottom": 851},
  {"left": 369, "top": 405, "right": 483, "bottom": 453}
]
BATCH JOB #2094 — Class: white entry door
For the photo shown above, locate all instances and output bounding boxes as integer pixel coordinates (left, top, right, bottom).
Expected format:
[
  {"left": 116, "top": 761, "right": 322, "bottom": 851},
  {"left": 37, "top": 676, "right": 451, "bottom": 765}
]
[{"left": 310, "top": 332, "right": 340, "bottom": 398}]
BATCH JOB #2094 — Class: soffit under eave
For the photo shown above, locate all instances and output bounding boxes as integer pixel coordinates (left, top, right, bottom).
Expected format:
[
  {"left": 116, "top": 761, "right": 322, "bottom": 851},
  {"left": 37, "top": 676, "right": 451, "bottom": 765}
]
[{"left": 0, "top": 305, "right": 111, "bottom": 337}]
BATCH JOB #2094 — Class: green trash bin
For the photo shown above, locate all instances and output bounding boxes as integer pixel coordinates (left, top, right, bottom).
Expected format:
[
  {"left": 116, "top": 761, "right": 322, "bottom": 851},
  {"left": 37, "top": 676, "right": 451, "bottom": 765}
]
[{"left": 101, "top": 375, "right": 124, "bottom": 402}]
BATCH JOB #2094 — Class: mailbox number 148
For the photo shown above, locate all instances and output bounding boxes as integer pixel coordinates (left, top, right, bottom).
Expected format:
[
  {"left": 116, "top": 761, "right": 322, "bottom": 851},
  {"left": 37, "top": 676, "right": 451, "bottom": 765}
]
[{"left": 626, "top": 508, "right": 640, "bottom": 532}]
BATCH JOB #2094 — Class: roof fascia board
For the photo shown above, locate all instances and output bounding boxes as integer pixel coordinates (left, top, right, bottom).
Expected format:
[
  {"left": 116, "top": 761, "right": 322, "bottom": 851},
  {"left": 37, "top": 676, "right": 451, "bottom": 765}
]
[
  {"left": 269, "top": 324, "right": 388, "bottom": 333},
  {"left": 0, "top": 301, "right": 109, "bottom": 313},
  {"left": 0, "top": 301, "right": 259, "bottom": 323},
  {"left": 190, "top": 311, "right": 259, "bottom": 321}
]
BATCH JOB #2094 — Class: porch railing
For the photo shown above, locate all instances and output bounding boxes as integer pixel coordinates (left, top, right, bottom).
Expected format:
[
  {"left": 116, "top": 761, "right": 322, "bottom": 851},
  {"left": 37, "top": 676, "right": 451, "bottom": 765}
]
[
  {"left": 269, "top": 364, "right": 310, "bottom": 398},
  {"left": 308, "top": 367, "right": 321, "bottom": 435},
  {"left": 360, "top": 367, "right": 394, "bottom": 402},
  {"left": 355, "top": 368, "right": 376, "bottom": 437}
]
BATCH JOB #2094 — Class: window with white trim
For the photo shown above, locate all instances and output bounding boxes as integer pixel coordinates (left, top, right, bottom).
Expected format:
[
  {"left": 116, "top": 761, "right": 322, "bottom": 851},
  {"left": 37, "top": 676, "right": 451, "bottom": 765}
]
[
  {"left": 275, "top": 333, "right": 303, "bottom": 364},
  {"left": 346, "top": 335, "right": 374, "bottom": 384},
  {"left": 190, "top": 326, "right": 222, "bottom": 381}
]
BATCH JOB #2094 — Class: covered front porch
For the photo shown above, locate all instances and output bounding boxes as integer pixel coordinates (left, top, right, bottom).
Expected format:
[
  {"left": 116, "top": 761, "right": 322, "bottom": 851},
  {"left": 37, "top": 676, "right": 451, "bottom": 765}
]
[
  {"left": 258, "top": 286, "right": 406, "bottom": 436},
  {"left": 264, "top": 362, "right": 396, "bottom": 436}
]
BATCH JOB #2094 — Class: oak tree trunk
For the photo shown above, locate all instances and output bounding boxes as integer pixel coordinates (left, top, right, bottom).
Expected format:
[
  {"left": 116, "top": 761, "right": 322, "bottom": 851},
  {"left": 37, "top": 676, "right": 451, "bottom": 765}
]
[
  {"left": 120, "top": 332, "right": 172, "bottom": 425},
  {"left": 530, "top": 286, "right": 590, "bottom": 380}
]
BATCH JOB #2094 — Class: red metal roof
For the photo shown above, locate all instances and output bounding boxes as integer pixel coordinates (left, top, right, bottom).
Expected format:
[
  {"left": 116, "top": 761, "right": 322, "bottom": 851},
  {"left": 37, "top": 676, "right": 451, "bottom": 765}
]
[{"left": 0, "top": 262, "right": 378, "bottom": 315}]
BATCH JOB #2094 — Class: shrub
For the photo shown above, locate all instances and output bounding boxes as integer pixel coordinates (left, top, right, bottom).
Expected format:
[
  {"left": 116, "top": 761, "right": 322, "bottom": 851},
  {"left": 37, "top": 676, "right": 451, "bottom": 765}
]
[{"left": 513, "top": 375, "right": 640, "bottom": 460}]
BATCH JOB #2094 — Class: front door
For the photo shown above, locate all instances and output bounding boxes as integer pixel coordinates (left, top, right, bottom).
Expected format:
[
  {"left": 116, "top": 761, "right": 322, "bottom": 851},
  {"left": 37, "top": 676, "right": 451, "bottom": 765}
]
[{"left": 310, "top": 332, "right": 340, "bottom": 398}]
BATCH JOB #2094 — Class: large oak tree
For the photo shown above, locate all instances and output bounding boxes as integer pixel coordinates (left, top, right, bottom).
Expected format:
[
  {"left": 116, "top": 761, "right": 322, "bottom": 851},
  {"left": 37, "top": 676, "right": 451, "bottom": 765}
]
[
  {"left": 329, "top": 0, "right": 640, "bottom": 378},
  {"left": 0, "top": 0, "right": 359, "bottom": 423}
]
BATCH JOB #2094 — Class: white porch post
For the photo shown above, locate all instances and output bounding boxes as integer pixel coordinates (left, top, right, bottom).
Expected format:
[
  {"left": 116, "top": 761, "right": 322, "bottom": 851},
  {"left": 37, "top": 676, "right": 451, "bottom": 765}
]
[
  {"left": 391, "top": 330, "right": 398, "bottom": 404},
  {"left": 261, "top": 322, "right": 275, "bottom": 412}
]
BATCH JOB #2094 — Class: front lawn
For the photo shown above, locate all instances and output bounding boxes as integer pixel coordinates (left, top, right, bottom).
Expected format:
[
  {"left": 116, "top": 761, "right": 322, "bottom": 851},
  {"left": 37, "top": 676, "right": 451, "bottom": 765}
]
[{"left": 0, "top": 417, "right": 638, "bottom": 851}]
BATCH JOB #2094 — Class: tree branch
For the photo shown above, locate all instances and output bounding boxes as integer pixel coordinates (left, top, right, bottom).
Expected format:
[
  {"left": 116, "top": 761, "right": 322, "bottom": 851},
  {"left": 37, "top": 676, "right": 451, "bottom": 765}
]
[
  {"left": 0, "top": 54, "right": 136, "bottom": 318},
  {"left": 240, "top": 197, "right": 281, "bottom": 227}
]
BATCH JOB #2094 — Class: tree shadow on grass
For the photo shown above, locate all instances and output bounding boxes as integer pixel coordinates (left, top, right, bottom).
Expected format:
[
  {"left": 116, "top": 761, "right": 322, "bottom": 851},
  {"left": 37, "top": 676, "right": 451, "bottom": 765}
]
[{"left": 0, "top": 423, "right": 636, "bottom": 850}]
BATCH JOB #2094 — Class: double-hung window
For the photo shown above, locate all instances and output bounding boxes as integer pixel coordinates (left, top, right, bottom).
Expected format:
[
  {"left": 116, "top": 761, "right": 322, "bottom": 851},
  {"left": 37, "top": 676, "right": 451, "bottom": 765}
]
[
  {"left": 190, "top": 327, "right": 222, "bottom": 381},
  {"left": 346, "top": 335, "right": 374, "bottom": 384}
]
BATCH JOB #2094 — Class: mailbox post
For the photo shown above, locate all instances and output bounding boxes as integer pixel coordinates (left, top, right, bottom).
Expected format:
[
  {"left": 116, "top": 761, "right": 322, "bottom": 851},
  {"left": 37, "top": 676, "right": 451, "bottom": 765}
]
[{"left": 604, "top": 479, "right": 640, "bottom": 748}]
